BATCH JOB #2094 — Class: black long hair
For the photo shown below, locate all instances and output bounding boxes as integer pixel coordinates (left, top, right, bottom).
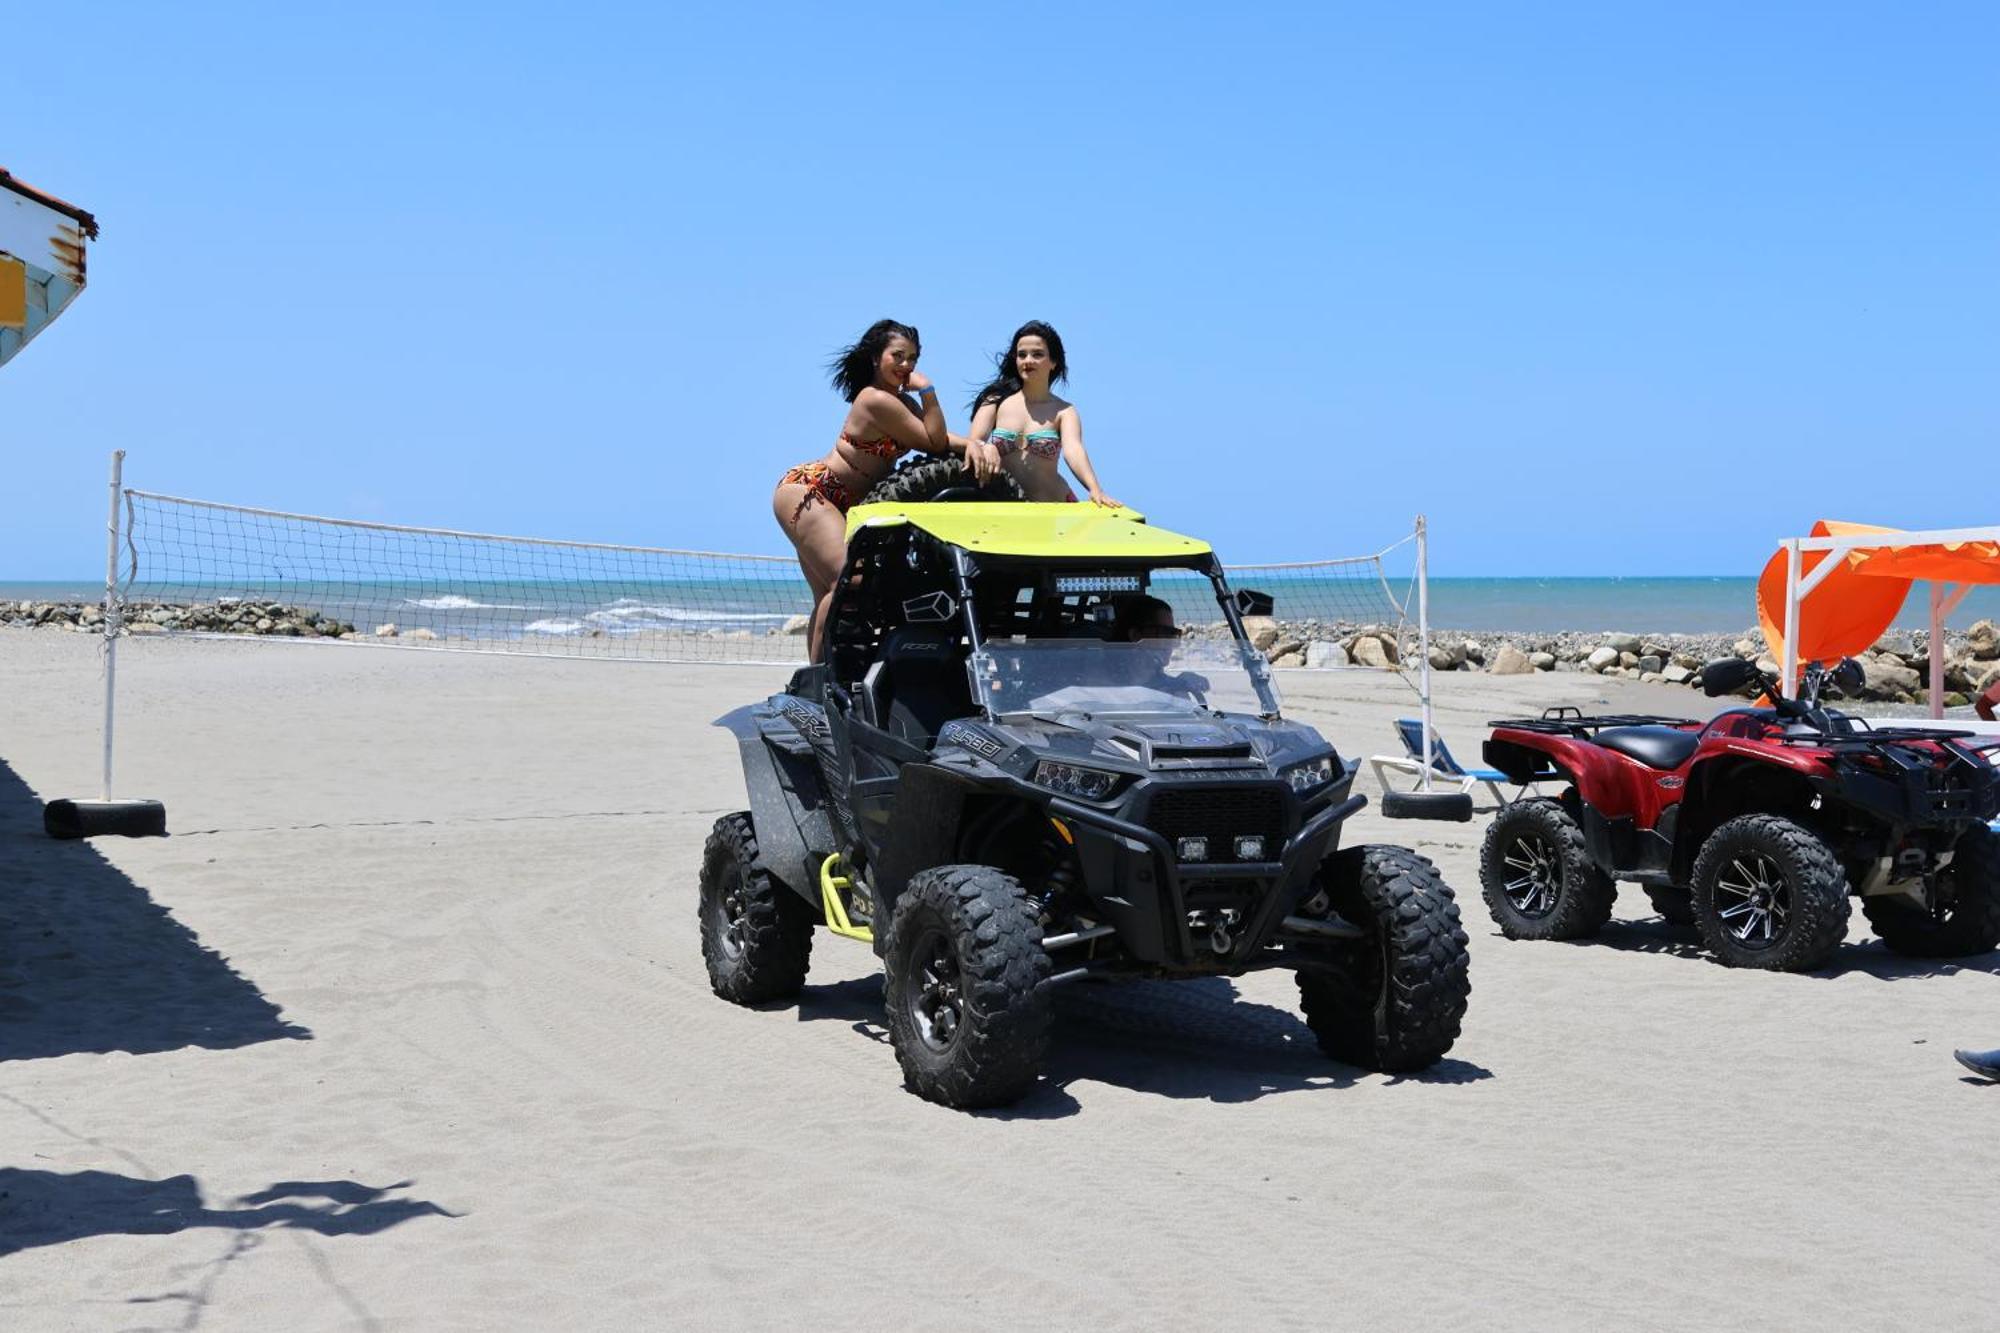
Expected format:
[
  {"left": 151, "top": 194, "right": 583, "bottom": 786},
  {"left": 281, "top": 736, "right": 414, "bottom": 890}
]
[
  {"left": 968, "top": 320, "right": 1068, "bottom": 414},
  {"left": 828, "top": 319, "right": 921, "bottom": 402}
]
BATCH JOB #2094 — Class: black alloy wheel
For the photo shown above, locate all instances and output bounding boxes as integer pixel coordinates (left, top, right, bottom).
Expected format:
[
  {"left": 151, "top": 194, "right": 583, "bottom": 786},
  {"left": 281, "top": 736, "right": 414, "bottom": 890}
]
[
  {"left": 1710, "top": 850, "right": 1791, "bottom": 951},
  {"left": 1497, "top": 829, "right": 1562, "bottom": 920},
  {"left": 905, "top": 925, "right": 967, "bottom": 1053}
]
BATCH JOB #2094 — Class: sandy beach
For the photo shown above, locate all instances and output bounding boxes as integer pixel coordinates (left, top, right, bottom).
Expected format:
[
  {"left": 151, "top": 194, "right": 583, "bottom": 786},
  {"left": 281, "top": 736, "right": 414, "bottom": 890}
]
[{"left": 2, "top": 632, "right": 1995, "bottom": 1330}]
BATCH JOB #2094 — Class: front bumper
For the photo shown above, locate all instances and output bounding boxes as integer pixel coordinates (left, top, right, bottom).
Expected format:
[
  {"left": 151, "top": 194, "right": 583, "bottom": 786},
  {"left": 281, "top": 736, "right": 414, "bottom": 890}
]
[{"left": 1047, "top": 784, "right": 1361, "bottom": 970}]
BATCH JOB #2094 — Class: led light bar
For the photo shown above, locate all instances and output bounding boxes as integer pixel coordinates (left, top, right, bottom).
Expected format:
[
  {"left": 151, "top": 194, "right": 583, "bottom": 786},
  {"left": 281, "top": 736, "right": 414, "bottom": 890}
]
[{"left": 1054, "top": 574, "right": 1143, "bottom": 594}]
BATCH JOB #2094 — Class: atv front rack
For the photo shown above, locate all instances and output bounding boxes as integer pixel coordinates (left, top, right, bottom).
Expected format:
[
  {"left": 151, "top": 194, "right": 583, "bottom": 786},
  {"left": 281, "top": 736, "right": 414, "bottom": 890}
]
[{"left": 1488, "top": 706, "right": 1696, "bottom": 737}]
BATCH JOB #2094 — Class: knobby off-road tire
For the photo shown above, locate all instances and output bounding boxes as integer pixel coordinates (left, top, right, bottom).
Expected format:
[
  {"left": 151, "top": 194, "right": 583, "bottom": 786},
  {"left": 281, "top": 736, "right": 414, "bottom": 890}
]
[
  {"left": 1689, "top": 814, "right": 1850, "bottom": 971},
  {"left": 1297, "top": 846, "right": 1471, "bottom": 1072},
  {"left": 1478, "top": 798, "right": 1616, "bottom": 940},
  {"left": 859, "top": 457, "right": 1025, "bottom": 506},
  {"left": 1861, "top": 823, "right": 2000, "bottom": 959},
  {"left": 1644, "top": 885, "right": 1696, "bottom": 926},
  {"left": 698, "top": 813, "right": 815, "bottom": 1004},
  {"left": 882, "top": 865, "right": 1052, "bottom": 1108}
]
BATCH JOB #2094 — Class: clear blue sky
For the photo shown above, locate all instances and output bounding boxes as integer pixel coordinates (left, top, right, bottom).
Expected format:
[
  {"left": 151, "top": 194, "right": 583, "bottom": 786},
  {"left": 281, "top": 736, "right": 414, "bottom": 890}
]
[{"left": 6, "top": 2, "right": 1996, "bottom": 578}]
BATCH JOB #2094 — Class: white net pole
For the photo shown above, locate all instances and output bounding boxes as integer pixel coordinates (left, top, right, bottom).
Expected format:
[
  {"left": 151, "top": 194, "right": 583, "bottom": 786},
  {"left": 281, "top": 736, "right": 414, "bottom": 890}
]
[
  {"left": 1416, "top": 514, "right": 1435, "bottom": 791},
  {"left": 102, "top": 449, "right": 125, "bottom": 801}
]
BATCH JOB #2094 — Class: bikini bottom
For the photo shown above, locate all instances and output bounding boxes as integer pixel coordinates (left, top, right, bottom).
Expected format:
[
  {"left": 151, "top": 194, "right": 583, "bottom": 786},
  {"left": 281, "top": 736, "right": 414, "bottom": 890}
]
[{"left": 779, "top": 462, "right": 858, "bottom": 522}]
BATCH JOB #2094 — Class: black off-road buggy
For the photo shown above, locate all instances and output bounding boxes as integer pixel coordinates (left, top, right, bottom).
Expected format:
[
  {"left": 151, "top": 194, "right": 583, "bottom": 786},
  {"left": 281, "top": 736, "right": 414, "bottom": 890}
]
[{"left": 701, "top": 499, "right": 1471, "bottom": 1107}]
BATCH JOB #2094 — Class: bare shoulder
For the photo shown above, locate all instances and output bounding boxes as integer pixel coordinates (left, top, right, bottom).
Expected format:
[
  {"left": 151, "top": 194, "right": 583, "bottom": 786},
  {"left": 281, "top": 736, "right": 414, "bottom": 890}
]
[{"left": 851, "top": 386, "right": 905, "bottom": 423}]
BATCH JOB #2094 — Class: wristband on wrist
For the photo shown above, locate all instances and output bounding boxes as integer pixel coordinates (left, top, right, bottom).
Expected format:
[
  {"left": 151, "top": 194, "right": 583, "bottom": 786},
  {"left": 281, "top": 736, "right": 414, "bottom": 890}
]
[{"left": 914, "top": 384, "right": 937, "bottom": 397}]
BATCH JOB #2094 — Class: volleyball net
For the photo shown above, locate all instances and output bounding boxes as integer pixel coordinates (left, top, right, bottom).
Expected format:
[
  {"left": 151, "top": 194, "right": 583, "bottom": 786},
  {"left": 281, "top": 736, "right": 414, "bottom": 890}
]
[{"left": 109, "top": 488, "right": 1428, "bottom": 673}]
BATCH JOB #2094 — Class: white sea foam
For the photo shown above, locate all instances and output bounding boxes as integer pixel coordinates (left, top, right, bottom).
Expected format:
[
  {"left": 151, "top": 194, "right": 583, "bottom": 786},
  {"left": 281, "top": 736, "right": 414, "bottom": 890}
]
[
  {"left": 524, "top": 618, "right": 586, "bottom": 636},
  {"left": 406, "top": 594, "right": 539, "bottom": 611},
  {"left": 582, "top": 599, "right": 788, "bottom": 632}
]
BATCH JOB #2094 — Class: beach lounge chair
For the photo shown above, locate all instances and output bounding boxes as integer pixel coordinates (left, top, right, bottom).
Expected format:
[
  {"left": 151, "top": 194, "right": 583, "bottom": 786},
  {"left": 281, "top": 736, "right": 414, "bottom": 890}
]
[{"left": 1368, "top": 718, "right": 1520, "bottom": 808}]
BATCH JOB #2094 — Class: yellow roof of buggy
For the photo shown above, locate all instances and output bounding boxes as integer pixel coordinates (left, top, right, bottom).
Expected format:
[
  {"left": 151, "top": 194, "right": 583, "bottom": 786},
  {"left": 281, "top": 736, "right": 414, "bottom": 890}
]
[{"left": 845, "top": 501, "right": 1212, "bottom": 560}]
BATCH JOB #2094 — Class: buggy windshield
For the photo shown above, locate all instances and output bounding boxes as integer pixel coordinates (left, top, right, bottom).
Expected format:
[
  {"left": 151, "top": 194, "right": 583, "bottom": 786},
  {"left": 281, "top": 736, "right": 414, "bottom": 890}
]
[{"left": 970, "top": 638, "right": 1281, "bottom": 720}]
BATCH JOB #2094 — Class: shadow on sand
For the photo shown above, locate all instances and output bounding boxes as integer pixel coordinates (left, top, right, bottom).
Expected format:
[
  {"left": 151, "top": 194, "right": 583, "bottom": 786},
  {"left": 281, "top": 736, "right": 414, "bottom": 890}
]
[
  {"left": 797, "top": 972, "right": 1491, "bottom": 1118},
  {"left": 0, "top": 754, "right": 309, "bottom": 1062},
  {"left": 1536, "top": 913, "right": 2000, "bottom": 981},
  {"left": 0, "top": 1168, "right": 454, "bottom": 1258}
]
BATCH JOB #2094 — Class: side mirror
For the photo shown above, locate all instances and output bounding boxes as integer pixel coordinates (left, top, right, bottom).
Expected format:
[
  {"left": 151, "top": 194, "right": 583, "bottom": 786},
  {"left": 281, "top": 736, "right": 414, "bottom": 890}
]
[
  {"left": 1699, "top": 656, "right": 1761, "bottom": 698},
  {"left": 1831, "top": 658, "right": 1865, "bottom": 696},
  {"left": 1234, "top": 588, "right": 1274, "bottom": 618}
]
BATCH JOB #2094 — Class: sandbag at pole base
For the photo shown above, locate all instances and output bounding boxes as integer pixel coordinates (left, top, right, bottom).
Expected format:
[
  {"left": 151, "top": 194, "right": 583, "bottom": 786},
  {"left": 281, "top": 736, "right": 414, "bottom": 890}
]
[{"left": 43, "top": 798, "right": 168, "bottom": 839}]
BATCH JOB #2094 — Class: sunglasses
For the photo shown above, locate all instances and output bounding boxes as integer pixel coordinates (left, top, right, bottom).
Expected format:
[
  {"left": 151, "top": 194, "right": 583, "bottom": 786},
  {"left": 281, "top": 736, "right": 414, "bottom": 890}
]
[{"left": 1135, "top": 625, "right": 1182, "bottom": 640}]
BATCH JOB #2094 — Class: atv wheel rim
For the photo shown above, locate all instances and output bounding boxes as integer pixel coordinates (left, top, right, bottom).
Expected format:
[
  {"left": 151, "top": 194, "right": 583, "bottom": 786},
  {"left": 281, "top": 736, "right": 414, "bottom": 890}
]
[
  {"left": 1714, "top": 853, "right": 1791, "bottom": 950},
  {"left": 711, "top": 866, "right": 748, "bottom": 960},
  {"left": 907, "top": 927, "right": 966, "bottom": 1053},
  {"left": 1499, "top": 833, "right": 1561, "bottom": 919}
]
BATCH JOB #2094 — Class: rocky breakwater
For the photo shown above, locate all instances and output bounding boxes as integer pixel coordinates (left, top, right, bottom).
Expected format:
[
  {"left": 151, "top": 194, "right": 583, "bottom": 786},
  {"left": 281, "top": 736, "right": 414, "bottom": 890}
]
[
  {"left": 2, "top": 600, "right": 359, "bottom": 638},
  {"left": 1226, "top": 615, "right": 2000, "bottom": 706}
]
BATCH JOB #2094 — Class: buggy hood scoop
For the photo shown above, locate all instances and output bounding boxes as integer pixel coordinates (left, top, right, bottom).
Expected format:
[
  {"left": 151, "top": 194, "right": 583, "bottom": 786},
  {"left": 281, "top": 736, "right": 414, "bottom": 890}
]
[{"left": 1120, "top": 722, "right": 1256, "bottom": 759}]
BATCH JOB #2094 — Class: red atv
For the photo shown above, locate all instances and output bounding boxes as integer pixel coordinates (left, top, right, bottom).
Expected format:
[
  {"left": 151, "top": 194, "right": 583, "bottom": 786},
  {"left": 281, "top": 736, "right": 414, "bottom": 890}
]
[{"left": 1477, "top": 657, "right": 2000, "bottom": 971}]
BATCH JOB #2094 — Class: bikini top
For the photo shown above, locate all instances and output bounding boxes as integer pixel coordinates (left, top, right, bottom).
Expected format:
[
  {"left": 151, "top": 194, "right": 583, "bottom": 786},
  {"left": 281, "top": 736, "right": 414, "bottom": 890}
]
[
  {"left": 840, "top": 432, "right": 905, "bottom": 460},
  {"left": 990, "top": 427, "right": 1061, "bottom": 460}
]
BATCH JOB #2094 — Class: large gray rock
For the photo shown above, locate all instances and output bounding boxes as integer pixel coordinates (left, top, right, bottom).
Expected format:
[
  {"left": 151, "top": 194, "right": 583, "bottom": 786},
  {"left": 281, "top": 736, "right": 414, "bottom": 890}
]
[
  {"left": 1242, "top": 616, "right": 1280, "bottom": 653},
  {"left": 1733, "top": 638, "right": 1760, "bottom": 659},
  {"left": 1604, "top": 632, "right": 1643, "bottom": 654},
  {"left": 1528, "top": 651, "right": 1557, "bottom": 670},
  {"left": 781, "top": 614, "right": 811, "bottom": 636},
  {"left": 1635, "top": 654, "right": 1664, "bottom": 675},
  {"left": 1489, "top": 642, "right": 1534, "bottom": 675},
  {"left": 1305, "top": 640, "right": 1349, "bottom": 669},
  {"left": 1585, "top": 646, "right": 1620, "bottom": 672},
  {"left": 1968, "top": 619, "right": 1999, "bottom": 661},
  {"left": 1351, "top": 635, "right": 1395, "bottom": 670},
  {"left": 1862, "top": 656, "right": 1922, "bottom": 696}
]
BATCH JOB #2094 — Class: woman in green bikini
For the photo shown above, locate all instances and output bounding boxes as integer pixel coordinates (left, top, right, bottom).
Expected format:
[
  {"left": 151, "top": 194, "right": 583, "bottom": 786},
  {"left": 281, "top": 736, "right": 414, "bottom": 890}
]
[{"left": 967, "top": 320, "right": 1120, "bottom": 507}]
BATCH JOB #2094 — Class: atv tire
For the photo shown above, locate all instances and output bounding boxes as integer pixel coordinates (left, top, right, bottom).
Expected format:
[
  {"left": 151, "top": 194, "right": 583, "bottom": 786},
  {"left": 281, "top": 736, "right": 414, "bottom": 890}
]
[
  {"left": 1861, "top": 823, "right": 2000, "bottom": 958},
  {"left": 1689, "top": 814, "right": 1850, "bottom": 971},
  {"left": 1478, "top": 798, "right": 1616, "bottom": 940},
  {"left": 698, "top": 812, "right": 815, "bottom": 1004},
  {"left": 859, "top": 457, "right": 1025, "bottom": 506},
  {"left": 1298, "top": 846, "right": 1470, "bottom": 1072},
  {"left": 882, "top": 865, "right": 1052, "bottom": 1108},
  {"left": 1644, "top": 885, "right": 1695, "bottom": 926}
]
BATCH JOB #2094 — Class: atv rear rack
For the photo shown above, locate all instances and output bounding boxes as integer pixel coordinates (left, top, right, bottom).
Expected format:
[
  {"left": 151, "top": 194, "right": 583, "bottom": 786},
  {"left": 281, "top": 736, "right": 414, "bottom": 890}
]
[{"left": 1487, "top": 706, "right": 1696, "bottom": 737}]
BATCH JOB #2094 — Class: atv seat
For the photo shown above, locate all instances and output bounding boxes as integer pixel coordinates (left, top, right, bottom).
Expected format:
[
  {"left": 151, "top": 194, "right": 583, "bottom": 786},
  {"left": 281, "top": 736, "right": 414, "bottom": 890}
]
[
  {"left": 1591, "top": 726, "right": 1700, "bottom": 770},
  {"left": 873, "top": 626, "right": 974, "bottom": 745}
]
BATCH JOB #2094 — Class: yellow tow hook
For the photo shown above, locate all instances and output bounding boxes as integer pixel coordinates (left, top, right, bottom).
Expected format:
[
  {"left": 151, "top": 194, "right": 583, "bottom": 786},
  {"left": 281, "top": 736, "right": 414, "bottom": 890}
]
[{"left": 819, "top": 852, "right": 874, "bottom": 944}]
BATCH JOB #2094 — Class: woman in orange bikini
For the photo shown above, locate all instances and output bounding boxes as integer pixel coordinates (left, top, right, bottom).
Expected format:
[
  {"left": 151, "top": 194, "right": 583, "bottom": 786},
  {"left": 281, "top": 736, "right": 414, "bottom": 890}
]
[
  {"left": 774, "top": 318, "right": 1000, "bottom": 657},
  {"left": 967, "top": 320, "right": 1119, "bottom": 507}
]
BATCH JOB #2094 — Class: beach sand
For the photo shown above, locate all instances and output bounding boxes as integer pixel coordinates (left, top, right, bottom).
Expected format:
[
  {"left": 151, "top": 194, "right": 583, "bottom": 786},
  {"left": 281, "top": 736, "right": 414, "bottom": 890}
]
[{"left": 1, "top": 633, "right": 1994, "bottom": 1329}]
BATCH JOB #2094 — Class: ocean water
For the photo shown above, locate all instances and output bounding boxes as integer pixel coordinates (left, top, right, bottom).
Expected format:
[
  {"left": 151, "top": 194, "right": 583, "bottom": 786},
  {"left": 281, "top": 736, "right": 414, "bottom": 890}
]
[{"left": 4, "top": 576, "right": 1998, "bottom": 637}]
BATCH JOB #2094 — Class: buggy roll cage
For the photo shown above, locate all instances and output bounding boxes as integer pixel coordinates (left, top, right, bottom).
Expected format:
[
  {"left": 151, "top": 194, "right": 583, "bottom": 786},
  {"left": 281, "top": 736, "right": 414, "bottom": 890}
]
[{"left": 820, "top": 522, "right": 1284, "bottom": 718}]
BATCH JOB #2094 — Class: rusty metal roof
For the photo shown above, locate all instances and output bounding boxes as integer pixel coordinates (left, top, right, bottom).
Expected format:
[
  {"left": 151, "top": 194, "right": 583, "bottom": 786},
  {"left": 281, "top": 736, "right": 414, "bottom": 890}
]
[{"left": 0, "top": 168, "right": 99, "bottom": 240}]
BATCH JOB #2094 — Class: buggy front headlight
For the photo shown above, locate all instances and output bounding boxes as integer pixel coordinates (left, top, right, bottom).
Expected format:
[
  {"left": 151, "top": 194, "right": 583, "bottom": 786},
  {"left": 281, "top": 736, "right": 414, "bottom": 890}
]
[
  {"left": 1284, "top": 755, "right": 1335, "bottom": 793},
  {"left": 1032, "top": 760, "right": 1126, "bottom": 802}
]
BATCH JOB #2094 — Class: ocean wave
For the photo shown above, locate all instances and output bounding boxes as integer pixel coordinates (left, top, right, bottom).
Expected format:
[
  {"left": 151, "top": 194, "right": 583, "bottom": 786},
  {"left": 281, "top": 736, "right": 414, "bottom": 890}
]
[
  {"left": 524, "top": 618, "right": 586, "bottom": 636},
  {"left": 405, "top": 594, "right": 536, "bottom": 611},
  {"left": 583, "top": 599, "right": 789, "bottom": 631}
]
